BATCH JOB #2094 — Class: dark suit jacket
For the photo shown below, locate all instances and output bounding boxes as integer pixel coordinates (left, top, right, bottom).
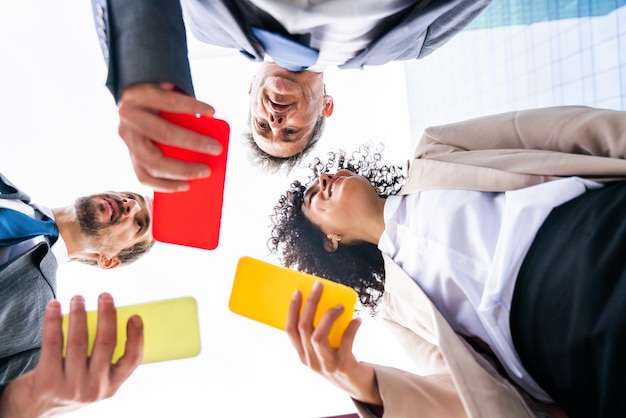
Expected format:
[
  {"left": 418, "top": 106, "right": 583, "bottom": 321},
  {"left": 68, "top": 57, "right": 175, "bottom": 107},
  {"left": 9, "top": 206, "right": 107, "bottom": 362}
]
[
  {"left": 0, "top": 173, "right": 57, "bottom": 398},
  {"left": 91, "top": 0, "right": 491, "bottom": 101}
]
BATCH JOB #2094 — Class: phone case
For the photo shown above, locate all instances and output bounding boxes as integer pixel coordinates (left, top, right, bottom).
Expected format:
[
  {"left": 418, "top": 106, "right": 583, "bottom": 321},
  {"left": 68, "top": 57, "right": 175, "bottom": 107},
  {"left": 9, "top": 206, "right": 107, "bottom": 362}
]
[
  {"left": 152, "top": 112, "right": 230, "bottom": 250},
  {"left": 62, "top": 297, "right": 202, "bottom": 364},
  {"left": 229, "top": 256, "right": 358, "bottom": 348}
]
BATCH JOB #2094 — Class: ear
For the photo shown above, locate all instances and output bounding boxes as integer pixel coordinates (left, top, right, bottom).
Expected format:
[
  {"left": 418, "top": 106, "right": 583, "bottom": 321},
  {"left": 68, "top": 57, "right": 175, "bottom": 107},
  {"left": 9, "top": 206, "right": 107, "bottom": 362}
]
[
  {"left": 322, "top": 95, "right": 334, "bottom": 117},
  {"left": 323, "top": 236, "right": 339, "bottom": 253},
  {"left": 96, "top": 254, "right": 121, "bottom": 270}
]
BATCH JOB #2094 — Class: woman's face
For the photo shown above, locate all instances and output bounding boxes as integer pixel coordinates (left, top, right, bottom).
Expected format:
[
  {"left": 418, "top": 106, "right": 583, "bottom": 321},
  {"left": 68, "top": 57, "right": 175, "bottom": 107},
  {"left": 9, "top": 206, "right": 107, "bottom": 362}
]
[{"left": 301, "top": 169, "right": 378, "bottom": 241}]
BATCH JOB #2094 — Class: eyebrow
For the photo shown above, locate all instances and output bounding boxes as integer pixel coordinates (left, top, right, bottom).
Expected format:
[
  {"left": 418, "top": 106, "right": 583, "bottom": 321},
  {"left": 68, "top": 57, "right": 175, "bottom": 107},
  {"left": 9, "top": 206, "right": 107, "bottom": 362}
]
[
  {"left": 302, "top": 183, "right": 317, "bottom": 209},
  {"left": 255, "top": 128, "right": 304, "bottom": 143}
]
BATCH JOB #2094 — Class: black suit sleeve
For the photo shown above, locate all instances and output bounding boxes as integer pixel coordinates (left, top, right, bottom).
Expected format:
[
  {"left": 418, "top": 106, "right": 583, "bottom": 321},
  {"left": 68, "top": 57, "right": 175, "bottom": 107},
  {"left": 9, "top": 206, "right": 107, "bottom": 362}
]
[{"left": 91, "top": 0, "right": 195, "bottom": 102}]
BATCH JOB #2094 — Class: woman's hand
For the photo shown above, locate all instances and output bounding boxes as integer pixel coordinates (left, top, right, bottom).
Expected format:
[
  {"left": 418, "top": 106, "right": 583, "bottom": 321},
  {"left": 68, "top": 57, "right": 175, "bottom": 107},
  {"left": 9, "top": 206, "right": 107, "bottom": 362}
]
[{"left": 286, "top": 281, "right": 383, "bottom": 406}]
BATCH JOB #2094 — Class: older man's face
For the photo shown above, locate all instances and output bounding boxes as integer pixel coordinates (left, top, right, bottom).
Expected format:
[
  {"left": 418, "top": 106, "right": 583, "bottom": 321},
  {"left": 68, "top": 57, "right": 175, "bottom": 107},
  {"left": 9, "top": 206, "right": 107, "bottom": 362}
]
[{"left": 249, "top": 62, "right": 333, "bottom": 158}]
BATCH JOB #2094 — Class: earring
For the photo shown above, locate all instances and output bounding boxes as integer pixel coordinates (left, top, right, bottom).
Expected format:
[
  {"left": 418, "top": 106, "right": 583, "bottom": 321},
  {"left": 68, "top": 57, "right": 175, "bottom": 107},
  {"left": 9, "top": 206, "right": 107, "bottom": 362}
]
[{"left": 326, "top": 233, "right": 342, "bottom": 242}]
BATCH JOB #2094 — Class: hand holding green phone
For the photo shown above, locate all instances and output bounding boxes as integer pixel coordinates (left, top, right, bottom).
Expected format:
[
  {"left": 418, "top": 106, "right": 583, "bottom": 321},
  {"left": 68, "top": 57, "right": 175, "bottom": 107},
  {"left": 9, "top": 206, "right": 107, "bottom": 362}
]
[{"left": 62, "top": 297, "right": 201, "bottom": 364}]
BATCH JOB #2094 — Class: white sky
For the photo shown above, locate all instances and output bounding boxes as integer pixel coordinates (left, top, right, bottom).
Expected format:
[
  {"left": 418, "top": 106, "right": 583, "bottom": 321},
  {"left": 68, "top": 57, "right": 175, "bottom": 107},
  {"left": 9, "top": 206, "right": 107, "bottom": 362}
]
[{"left": 0, "top": 2, "right": 418, "bottom": 417}]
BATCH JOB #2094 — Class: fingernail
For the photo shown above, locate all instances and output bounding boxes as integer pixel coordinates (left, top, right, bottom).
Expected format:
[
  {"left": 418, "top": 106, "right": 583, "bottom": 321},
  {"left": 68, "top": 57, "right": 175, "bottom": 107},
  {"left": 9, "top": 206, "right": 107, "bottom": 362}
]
[
  {"left": 99, "top": 293, "right": 113, "bottom": 303},
  {"left": 47, "top": 300, "right": 61, "bottom": 311},
  {"left": 176, "top": 183, "right": 191, "bottom": 192},
  {"left": 71, "top": 295, "right": 85, "bottom": 307},
  {"left": 198, "top": 167, "right": 211, "bottom": 178},
  {"left": 312, "top": 281, "right": 322, "bottom": 292},
  {"left": 130, "top": 315, "right": 142, "bottom": 328},
  {"left": 208, "top": 144, "right": 223, "bottom": 155},
  {"left": 334, "top": 304, "right": 344, "bottom": 313},
  {"left": 292, "top": 289, "right": 300, "bottom": 301}
]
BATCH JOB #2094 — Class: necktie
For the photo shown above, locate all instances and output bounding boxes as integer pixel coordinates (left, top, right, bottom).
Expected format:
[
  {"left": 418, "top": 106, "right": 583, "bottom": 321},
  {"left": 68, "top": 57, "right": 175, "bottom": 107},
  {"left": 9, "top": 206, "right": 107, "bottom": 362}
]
[
  {"left": 252, "top": 27, "right": 319, "bottom": 72},
  {"left": 0, "top": 207, "right": 59, "bottom": 247}
]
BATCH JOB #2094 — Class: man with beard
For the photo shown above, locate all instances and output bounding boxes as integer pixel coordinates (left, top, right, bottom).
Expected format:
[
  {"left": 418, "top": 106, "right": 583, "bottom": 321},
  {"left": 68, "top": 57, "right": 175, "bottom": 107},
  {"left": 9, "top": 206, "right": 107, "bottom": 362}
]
[{"left": 0, "top": 171, "right": 153, "bottom": 416}]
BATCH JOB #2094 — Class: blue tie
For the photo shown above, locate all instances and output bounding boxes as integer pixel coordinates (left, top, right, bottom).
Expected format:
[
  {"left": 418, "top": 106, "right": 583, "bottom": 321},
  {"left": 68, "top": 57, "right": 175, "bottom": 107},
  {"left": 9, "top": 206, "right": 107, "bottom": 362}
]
[
  {"left": 252, "top": 27, "right": 319, "bottom": 72},
  {"left": 0, "top": 207, "right": 59, "bottom": 247}
]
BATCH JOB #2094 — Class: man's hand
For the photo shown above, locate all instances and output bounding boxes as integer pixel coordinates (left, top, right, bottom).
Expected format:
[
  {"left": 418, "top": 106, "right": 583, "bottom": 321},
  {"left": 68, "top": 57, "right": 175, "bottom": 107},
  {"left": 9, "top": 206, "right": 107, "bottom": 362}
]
[
  {"left": 118, "top": 82, "right": 222, "bottom": 192},
  {"left": 286, "top": 281, "right": 382, "bottom": 406},
  {"left": 0, "top": 293, "right": 143, "bottom": 418}
]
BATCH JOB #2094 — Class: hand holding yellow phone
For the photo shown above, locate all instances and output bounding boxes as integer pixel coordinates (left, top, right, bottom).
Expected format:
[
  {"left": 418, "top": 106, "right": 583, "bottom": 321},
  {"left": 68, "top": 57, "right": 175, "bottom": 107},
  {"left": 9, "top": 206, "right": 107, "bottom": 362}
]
[
  {"left": 62, "top": 297, "right": 201, "bottom": 364},
  {"left": 229, "top": 256, "right": 357, "bottom": 348}
]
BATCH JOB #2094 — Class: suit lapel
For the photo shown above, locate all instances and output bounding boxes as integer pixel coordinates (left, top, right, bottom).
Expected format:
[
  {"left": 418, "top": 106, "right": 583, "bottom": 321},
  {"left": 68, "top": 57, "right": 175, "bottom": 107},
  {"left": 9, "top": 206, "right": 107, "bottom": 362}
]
[
  {"left": 400, "top": 158, "right": 552, "bottom": 193},
  {"left": 0, "top": 172, "right": 30, "bottom": 202},
  {"left": 381, "top": 255, "right": 534, "bottom": 417}
]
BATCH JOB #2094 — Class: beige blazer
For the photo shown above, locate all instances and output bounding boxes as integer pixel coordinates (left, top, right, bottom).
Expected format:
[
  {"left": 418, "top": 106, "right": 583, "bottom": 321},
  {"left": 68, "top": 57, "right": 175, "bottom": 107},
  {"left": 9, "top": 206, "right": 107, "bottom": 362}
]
[{"left": 353, "top": 106, "right": 626, "bottom": 418}]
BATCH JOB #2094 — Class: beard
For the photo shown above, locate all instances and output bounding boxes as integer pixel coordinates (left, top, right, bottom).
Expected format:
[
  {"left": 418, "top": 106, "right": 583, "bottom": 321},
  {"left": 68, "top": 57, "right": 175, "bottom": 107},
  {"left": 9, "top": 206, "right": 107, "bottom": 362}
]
[{"left": 74, "top": 195, "right": 117, "bottom": 238}]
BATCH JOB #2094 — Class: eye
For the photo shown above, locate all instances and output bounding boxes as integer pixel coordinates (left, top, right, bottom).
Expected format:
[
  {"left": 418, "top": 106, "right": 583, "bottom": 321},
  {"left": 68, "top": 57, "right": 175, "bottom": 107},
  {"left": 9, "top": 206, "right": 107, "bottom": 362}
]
[
  {"left": 286, "top": 129, "right": 297, "bottom": 135},
  {"left": 136, "top": 219, "right": 144, "bottom": 232},
  {"left": 309, "top": 191, "right": 317, "bottom": 204},
  {"left": 256, "top": 120, "right": 269, "bottom": 129}
]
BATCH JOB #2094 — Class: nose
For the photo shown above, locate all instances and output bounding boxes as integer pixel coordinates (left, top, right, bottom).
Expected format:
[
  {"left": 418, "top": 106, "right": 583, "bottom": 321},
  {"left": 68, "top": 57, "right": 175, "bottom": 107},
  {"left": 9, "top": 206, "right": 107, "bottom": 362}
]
[
  {"left": 269, "top": 113, "right": 284, "bottom": 126},
  {"left": 121, "top": 197, "right": 140, "bottom": 217},
  {"left": 318, "top": 173, "right": 332, "bottom": 191}
]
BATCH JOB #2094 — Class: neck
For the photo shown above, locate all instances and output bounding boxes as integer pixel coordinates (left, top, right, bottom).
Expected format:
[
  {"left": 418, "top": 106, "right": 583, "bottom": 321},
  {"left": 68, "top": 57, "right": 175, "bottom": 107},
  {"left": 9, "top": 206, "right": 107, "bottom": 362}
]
[
  {"left": 51, "top": 206, "right": 85, "bottom": 258},
  {"left": 353, "top": 196, "right": 387, "bottom": 246}
]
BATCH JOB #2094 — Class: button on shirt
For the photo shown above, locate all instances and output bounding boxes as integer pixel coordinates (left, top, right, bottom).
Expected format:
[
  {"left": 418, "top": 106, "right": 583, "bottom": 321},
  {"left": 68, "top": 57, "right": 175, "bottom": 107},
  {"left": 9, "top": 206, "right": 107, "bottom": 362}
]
[{"left": 378, "top": 177, "right": 602, "bottom": 402}]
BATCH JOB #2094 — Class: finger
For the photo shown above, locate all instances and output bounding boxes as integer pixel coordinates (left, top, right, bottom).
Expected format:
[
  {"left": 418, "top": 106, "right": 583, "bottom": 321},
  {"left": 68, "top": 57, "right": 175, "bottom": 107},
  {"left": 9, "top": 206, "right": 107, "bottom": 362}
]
[
  {"left": 121, "top": 108, "right": 223, "bottom": 156},
  {"left": 127, "top": 137, "right": 212, "bottom": 182},
  {"left": 119, "top": 134, "right": 206, "bottom": 191},
  {"left": 89, "top": 293, "right": 118, "bottom": 373},
  {"left": 285, "top": 290, "right": 306, "bottom": 361},
  {"left": 311, "top": 304, "right": 344, "bottom": 351},
  {"left": 338, "top": 317, "right": 362, "bottom": 356},
  {"left": 121, "top": 83, "right": 216, "bottom": 116},
  {"left": 37, "top": 300, "right": 64, "bottom": 379},
  {"left": 110, "top": 315, "right": 143, "bottom": 393},
  {"left": 298, "top": 282, "right": 324, "bottom": 369},
  {"left": 299, "top": 281, "right": 323, "bottom": 334},
  {"left": 65, "top": 295, "right": 89, "bottom": 383},
  {"left": 119, "top": 86, "right": 221, "bottom": 156}
]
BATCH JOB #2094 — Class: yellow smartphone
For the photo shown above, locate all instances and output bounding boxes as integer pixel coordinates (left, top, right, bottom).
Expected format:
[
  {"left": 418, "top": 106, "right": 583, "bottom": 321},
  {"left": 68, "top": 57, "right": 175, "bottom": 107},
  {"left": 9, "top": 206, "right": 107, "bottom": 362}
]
[
  {"left": 229, "top": 256, "right": 357, "bottom": 348},
  {"left": 62, "top": 297, "right": 201, "bottom": 364}
]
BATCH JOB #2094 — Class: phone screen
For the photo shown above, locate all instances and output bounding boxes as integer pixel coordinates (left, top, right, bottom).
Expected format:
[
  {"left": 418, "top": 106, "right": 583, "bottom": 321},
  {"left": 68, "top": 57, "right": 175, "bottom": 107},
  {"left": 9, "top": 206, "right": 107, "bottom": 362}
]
[{"left": 152, "top": 112, "right": 230, "bottom": 250}]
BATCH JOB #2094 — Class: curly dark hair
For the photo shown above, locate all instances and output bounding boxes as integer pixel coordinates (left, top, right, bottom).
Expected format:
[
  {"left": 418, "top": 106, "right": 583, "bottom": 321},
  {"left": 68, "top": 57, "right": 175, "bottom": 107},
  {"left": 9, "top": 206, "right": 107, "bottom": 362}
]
[
  {"left": 269, "top": 145, "right": 406, "bottom": 312},
  {"left": 243, "top": 115, "right": 327, "bottom": 173}
]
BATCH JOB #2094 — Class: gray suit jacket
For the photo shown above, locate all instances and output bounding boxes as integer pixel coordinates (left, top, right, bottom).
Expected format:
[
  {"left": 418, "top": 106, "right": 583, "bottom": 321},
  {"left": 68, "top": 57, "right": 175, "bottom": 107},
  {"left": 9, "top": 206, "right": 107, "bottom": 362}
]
[
  {"left": 353, "top": 106, "right": 626, "bottom": 418},
  {"left": 0, "top": 173, "right": 57, "bottom": 398},
  {"left": 91, "top": 0, "right": 491, "bottom": 101}
]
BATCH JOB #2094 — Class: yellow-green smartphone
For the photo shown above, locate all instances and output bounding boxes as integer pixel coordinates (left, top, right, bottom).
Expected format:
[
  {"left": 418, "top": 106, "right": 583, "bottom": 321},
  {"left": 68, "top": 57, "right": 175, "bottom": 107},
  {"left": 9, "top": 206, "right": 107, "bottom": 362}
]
[
  {"left": 229, "top": 256, "right": 357, "bottom": 348},
  {"left": 62, "top": 296, "right": 201, "bottom": 364}
]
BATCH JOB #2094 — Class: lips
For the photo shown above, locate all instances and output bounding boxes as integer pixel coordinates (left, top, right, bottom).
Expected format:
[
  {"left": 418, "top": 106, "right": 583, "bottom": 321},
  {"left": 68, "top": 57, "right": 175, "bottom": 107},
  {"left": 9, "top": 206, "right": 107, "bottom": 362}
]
[
  {"left": 103, "top": 198, "right": 121, "bottom": 223},
  {"left": 269, "top": 100, "right": 291, "bottom": 113}
]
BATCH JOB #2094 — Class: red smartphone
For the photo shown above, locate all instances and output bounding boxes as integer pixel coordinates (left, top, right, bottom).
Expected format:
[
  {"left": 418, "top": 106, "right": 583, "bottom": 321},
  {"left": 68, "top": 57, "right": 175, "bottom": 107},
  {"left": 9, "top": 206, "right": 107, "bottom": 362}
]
[{"left": 152, "top": 112, "right": 230, "bottom": 250}]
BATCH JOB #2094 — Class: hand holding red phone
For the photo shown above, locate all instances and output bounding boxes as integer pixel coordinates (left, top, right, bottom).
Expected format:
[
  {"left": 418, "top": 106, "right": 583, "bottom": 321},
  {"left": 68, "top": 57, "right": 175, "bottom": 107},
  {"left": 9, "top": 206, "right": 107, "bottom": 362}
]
[{"left": 118, "top": 83, "right": 220, "bottom": 191}]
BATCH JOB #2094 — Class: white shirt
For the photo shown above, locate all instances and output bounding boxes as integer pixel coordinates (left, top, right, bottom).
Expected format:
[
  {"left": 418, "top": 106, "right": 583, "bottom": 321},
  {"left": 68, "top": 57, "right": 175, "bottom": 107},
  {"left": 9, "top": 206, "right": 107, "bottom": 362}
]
[
  {"left": 378, "top": 177, "right": 602, "bottom": 402},
  {"left": 0, "top": 198, "right": 67, "bottom": 267},
  {"left": 250, "top": 0, "right": 415, "bottom": 69}
]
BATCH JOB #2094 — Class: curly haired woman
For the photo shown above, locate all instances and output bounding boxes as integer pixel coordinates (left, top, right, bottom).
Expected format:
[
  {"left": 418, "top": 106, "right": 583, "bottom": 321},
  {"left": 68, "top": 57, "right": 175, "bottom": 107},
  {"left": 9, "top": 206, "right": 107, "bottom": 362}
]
[{"left": 269, "top": 106, "right": 626, "bottom": 418}]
